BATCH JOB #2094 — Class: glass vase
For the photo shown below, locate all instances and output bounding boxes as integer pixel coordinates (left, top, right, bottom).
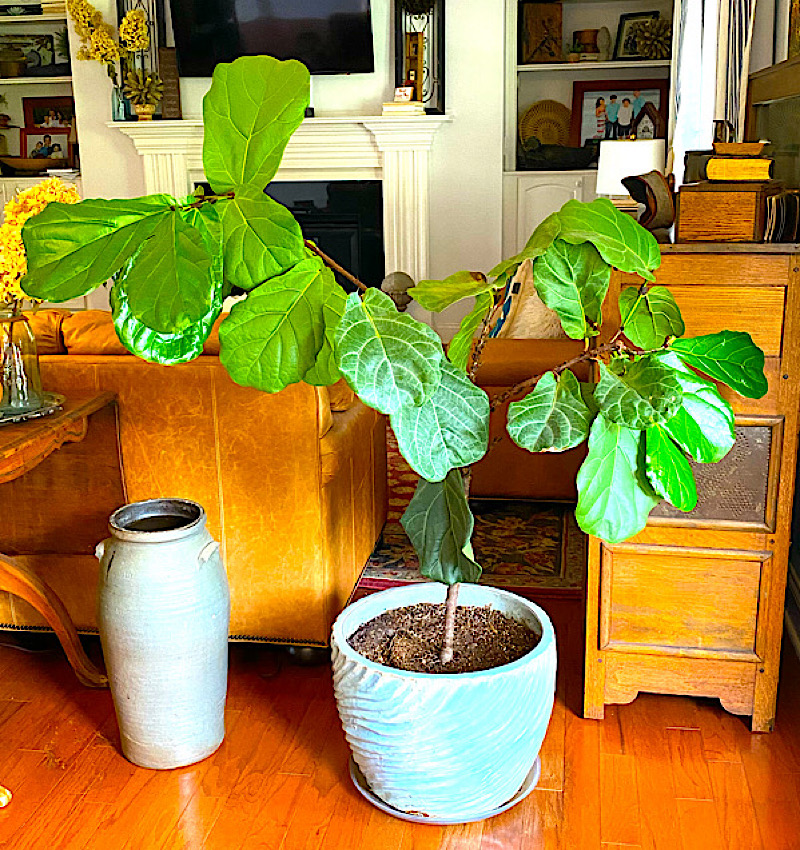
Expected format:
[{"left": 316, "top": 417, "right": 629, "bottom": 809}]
[{"left": 0, "top": 306, "right": 44, "bottom": 416}]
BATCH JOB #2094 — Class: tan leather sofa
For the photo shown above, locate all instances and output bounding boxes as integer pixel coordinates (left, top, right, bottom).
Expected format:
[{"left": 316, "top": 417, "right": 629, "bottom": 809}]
[
  {"left": 1, "top": 310, "right": 387, "bottom": 647},
  {"left": 470, "top": 339, "right": 590, "bottom": 501}
]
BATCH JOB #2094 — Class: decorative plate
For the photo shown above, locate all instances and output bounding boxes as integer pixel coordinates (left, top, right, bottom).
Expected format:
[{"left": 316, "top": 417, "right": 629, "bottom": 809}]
[
  {"left": 348, "top": 755, "right": 542, "bottom": 825},
  {"left": 0, "top": 391, "right": 65, "bottom": 426},
  {"left": 519, "top": 100, "right": 571, "bottom": 147}
]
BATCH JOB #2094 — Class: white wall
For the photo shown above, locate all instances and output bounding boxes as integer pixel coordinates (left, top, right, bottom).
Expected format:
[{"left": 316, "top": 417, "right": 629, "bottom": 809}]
[{"left": 69, "top": 0, "right": 506, "bottom": 326}]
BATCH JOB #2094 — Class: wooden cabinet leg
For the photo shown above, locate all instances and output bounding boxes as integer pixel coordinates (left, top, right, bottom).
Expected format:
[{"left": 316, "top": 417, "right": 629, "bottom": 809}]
[{"left": 0, "top": 554, "right": 107, "bottom": 688}]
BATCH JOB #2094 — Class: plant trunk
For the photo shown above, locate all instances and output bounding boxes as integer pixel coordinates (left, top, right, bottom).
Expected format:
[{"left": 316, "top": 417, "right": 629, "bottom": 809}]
[{"left": 440, "top": 582, "right": 460, "bottom": 663}]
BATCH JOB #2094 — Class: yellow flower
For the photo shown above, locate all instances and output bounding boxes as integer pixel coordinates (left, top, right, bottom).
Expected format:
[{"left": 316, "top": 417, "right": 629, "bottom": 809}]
[
  {"left": 87, "top": 24, "right": 119, "bottom": 62},
  {"left": 119, "top": 9, "right": 149, "bottom": 52},
  {"left": 66, "top": 0, "right": 97, "bottom": 37},
  {"left": 0, "top": 178, "right": 80, "bottom": 304}
]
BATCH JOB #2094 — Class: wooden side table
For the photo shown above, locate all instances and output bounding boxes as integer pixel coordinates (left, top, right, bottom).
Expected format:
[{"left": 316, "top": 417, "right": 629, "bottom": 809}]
[
  {"left": 585, "top": 244, "right": 800, "bottom": 732},
  {"left": 0, "top": 392, "right": 118, "bottom": 689}
]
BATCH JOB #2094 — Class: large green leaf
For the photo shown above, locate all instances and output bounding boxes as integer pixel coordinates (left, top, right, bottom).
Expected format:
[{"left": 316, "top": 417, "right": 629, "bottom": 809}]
[
  {"left": 489, "top": 212, "right": 561, "bottom": 279},
  {"left": 447, "top": 292, "right": 493, "bottom": 373},
  {"left": 507, "top": 370, "right": 594, "bottom": 453},
  {"left": 619, "top": 286, "right": 685, "bottom": 349},
  {"left": 576, "top": 417, "right": 659, "bottom": 543},
  {"left": 409, "top": 271, "right": 492, "bottom": 312},
  {"left": 110, "top": 271, "right": 223, "bottom": 365},
  {"left": 202, "top": 55, "right": 309, "bottom": 192},
  {"left": 595, "top": 356, "right": 683, "bottom": 429},
  {"left": 645, "top": 425, "right": 698, "bottom": 511},
  {"left": 656, "top": 351, "right": 735, "bottom": 463},
  {"left": 117, "top": 206, "right": 221, "bottom": 334},
  {"left": 391, "top": 360, "right": 490, "bottom": 482},
  {"left": 533, "top": 239, "right": 610, "bottom": 339},
  {"left": 670, "top": 331, "right": 768, "bottom": 399},
  {"left": 334, "top": 288, "right": 444, "bottom": 415},
  {"left": 302, "top": 268, "right": 347, "bottom": 387},
  {"left": 401, "top": 471, "right": 481, "bottom": 585},
  {"left": 556, "top": 198, "right": 661, "bottom": 282},
  {"left": 21, "top": 195, "right": 174, "bottom": 303},
  {"left": 219, "top": 254, "right": 329, "bottom": 392},
  {"left": 220, "top": 186, "right": 306, "bottom": 292}
]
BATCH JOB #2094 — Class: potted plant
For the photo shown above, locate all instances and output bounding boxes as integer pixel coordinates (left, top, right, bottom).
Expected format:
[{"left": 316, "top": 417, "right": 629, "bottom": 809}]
[{"left": 19, "top": 55, "right": 767, "bottom": 821}]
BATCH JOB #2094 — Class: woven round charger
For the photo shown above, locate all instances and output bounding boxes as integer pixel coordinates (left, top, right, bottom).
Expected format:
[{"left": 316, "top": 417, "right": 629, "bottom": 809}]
[{"left": 519, "top": 100, "right": 571, "bottom": 146}]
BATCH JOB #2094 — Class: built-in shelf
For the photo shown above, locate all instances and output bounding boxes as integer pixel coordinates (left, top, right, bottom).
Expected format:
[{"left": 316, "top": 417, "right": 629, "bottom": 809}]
[
  {"left": 0, "top": 75, "right": 71, "bottom": 84},
  {"left": 0, "top": 14, "right": 66, "bottom": 21},
  {"left": 517, "top": 59, "right": 671, "bottom": 73}
]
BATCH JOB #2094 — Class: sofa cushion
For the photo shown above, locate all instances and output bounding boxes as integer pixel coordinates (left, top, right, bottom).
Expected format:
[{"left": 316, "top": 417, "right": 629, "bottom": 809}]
[
  {"left": 25, "top": 309, "right": 68, "bottom": 354},
  {"left": 62, "top": 310, "right": 128, "bottom": 355},
  {"left": 328, "top": 379, "right": 356, "bottom": 411}
]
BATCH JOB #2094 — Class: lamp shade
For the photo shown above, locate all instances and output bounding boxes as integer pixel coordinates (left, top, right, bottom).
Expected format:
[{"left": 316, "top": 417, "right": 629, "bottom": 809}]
[{"left": 596, "top": 139, "right": 666, "bottom": 196}]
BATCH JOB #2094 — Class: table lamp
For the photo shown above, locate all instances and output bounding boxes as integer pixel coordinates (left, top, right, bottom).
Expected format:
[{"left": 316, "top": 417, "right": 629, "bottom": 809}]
[{"left": 596, "top": 139, "right": 666, "bottom": 210}]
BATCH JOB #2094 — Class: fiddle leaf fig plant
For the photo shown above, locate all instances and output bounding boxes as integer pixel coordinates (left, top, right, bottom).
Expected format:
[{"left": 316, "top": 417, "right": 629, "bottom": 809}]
[{"left": 20, "top": 54, "right": 768, "bottom": 664}]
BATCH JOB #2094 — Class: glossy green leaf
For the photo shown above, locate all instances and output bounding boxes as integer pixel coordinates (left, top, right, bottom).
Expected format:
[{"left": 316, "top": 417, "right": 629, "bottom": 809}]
[
  {"left": 220, "top": 186, "right": 306, "bottom": 292},
  {"left": 21, "top": 195, "right": 174, "bottom": 303},
  {"left": 556, "top": 198, "right": 661, "bottom": 282},
  {"left": 219, "top": 254, "right": 329, "bottom": 392},
  {"left": 595, "top": 357, "right": 683, "bottom": 429},
  {"left": 645, "top": 425, "right": 698, "bottom": 511},
  {"left": 409, "top": 270, "right": 492, "bottom": 312},
  {"left": 656, "top": 351, "right": 735, "bottom": 463},
  {"left": 489, "top": 212, "right": 561, "bottom": 279},
  {"left": 507, "top": 370, "right": 594, "bottom": 453},
  {"left": 110, "top": 270, "right": 223, "bottom": 365},
  {"left": 576, "top": 417, "right": 659, "bottom": 543},
  {"left": 670, "top": 331, "right": 768, "bottom": 399},
  {"left": 447, "top": 292, "right": 493, "bottom": 373},
  {"left": 401, "top": 471, "right": 481, "bottom": 585},
  {"left": 334, "top": 288, "right": 444, "bottom": 415},
  {"left": 619, "top": 286, "right": 685, "bottom": 349},
  {"left": 533, "top": 239, "right": 610, "bottom": 339},
  {"left": 117, "top": 206, "right": 221, "bottom": 334},
  {"left": 391, "top": 360, "right": 490, "bottom": 482},
  {"left": 202, "top": 55, "right": 309, "bottom": 192},
  {"left": 303, "top": 268, "right": 347, "bottom": 386}
]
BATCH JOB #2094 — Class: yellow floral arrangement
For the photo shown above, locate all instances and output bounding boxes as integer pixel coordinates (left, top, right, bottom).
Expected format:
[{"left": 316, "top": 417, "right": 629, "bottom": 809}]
[
  {"left": 0, "top": 178, "right": 80, "bottom": 306},
  {"left": 67, "top": 0, "right": 161, "bottom": 105}
]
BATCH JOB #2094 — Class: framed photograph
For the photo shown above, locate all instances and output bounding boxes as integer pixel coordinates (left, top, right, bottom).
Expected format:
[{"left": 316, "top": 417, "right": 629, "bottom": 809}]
[
  {"left": 23, "top": 96, "right": 74, "bottom": 129},
  {"left": 569, "top": 78, "right": 668, "bottom": 146},
  {"left": 19, "top": 128, "right": 72, "bottom": 165},
  {"left": 0, "top": 33, "right": 56, "bottom": 68},
  {"left": 519, "top": 2, "right": 563, "bottom": 64},
  {"left": 613, "top": 11, "right": 660, "bottom": 60}
]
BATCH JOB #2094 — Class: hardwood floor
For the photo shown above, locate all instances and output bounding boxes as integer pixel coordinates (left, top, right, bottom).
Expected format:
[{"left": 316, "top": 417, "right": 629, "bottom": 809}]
[{"left": 1, "top": 597, "right": 799, "bottom": 849}]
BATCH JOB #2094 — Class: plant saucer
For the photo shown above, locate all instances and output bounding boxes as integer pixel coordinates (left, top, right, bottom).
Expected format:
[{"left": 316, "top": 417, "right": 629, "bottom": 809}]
[{"left": 348, "top": 755, "right": 541, "bottom": 825}]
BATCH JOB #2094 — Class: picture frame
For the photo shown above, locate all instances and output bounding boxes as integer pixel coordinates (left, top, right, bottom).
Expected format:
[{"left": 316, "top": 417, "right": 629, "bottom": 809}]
[
  {"left": 0, "top": 33, "right": 56, "bottom": 68},
  {"left": 23, "top": 96, "right": 74, "bottom": 129},
  {"left": 519, "top": 1, "right": 563, "bottom": 64},
  {"left": 569, "top": 78, "right": 668, "bottom": 147},
  {"left": 612, "top": 11, "right": 660, "bottom": 60},
  {"left": 19, "top": 127, "right": 72, "bottom": 165}
]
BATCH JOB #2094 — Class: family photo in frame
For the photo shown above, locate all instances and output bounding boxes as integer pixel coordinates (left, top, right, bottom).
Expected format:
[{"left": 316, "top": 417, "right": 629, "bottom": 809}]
[{"left": 569, "top": 78, "right": 668, "bottom": 146}]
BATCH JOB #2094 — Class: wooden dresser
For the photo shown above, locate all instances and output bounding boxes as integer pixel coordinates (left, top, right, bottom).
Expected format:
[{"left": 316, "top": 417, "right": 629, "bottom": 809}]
[{"left": 584, "top": 244, "right": 800, "bottom": 732}]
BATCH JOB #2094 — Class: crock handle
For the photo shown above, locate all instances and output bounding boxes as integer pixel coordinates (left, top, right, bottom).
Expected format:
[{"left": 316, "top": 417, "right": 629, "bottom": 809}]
[{"left": 198, "top": 540, "right": 220, "bottom": 566}]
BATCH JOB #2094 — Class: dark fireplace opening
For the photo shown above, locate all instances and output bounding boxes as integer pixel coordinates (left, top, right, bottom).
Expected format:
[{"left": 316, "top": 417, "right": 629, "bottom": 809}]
[{"left": 197, "top": 180, "right": 384, "bottom": 293}]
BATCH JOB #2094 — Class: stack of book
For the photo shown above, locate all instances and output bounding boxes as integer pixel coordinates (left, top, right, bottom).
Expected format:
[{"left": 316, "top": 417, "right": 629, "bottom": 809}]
[
  {"left": 381, "top": 100, "right": 425, "bottom": 117},
  {"left": 41, "top": 0, "right": 67, "bottom": 15},
  {"left": 705, "top": 141, "right": 773, "bottom": 182},
  {"left": 765, "top": 189, "right": 800, "bottom": 242}
]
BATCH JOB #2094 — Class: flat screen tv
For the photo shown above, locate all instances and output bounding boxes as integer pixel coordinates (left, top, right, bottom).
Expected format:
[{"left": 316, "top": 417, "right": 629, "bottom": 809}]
[{"left": 168, "top": 0, "right": 374, "bottom": 77}]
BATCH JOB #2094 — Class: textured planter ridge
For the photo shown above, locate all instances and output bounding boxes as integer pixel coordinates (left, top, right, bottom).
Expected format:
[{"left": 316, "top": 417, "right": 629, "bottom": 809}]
[{"left": 331, "top": 583, "right": 557, "bottom": 821}]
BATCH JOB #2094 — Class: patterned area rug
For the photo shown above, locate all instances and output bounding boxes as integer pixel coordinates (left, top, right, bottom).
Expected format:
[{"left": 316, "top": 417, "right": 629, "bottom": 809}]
[{"left": 354, "top": 429, "right": 586, "bottom": 601}]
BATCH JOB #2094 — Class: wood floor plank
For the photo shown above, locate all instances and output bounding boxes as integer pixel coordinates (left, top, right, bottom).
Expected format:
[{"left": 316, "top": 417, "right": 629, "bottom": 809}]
[
  {"left": 667, "top": 729, "right": 713, "bottom": 800},
  {"left": 676, "top": 799, "right": 725, "bottom": 850},
  {"left": 0, "top": 629, "right": 798, "bottom": 850},
  {"left": 706, "top": 761, "right": 763, "bottom": 850},
  {"left": 537, "top": 677, "right": 566, "bottom": 792},
  {"left": 599, "top": 753, "right": 641, "bottom": 847}
]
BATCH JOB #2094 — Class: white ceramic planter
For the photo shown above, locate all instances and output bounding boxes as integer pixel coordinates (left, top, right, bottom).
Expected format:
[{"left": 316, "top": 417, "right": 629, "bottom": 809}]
[{"left": 331, "top": 583, "right": 557, "bottom": 822}]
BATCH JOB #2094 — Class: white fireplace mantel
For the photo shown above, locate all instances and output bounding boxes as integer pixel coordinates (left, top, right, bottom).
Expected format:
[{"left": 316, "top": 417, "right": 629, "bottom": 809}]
[{"left": 110, "top": 115, "right": 450, "bottom": 282}]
